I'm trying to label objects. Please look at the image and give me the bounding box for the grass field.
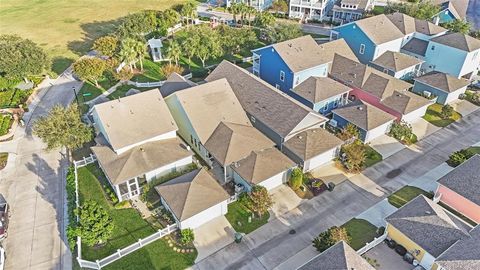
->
[0,0,190,71]
[423,104,462,127]
[341,218,377,250]
[388,186,433,208]
[225,201,269,234]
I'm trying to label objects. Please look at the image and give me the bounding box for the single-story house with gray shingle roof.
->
[435,154,480,224]
[332,101,396,143]
[155,168,229,229]
[413,71,470,104]
[297,241,375,270]
[283,128,344,172]
[370,51,424,79]
[385,195,470,270]
[433,225,480,270]
[232,147,296,192]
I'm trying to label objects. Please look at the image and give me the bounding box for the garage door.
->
[259,171,288,191]
[304,147,337,172]
[444,88,467,104]
[402,104,430,124]
[180,201,228,229]
[365,120,393,143]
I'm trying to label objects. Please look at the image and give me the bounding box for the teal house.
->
[412,72,470,105]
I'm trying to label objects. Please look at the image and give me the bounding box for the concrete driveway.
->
[364,242,415,270]
[310,162,349,185]
[409,162,454,192]
[193,216,235,262]
[356,199,397,227]
[450,99,478,116]
[410,118,440,140]
[369,135,406,159]
[269,185,304,218]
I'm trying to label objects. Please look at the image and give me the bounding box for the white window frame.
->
[251,116,256,123]
[333,99,339,108]
[280,70,285,82]
[323,103,329,111]
[275,84,280,89]
[359,44,365,55]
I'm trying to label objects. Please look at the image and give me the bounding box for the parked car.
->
[385,239,397,248]
[395,245,407,256]
[0,194,9,240]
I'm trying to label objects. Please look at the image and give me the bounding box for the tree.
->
[75,200,114,246]
[267,22,303,43]
[180,229,195,244]
[193,25,223,67]
[246,186,273,218]
[166,40,182,65]
[389,120,413,141]
[341,142,366,172]
[441,104,454,119]
[312,226,351,252]
[33,104,93,156]
[229,3,241,24]
[161,63,184,77]
[337,123,360,141]
[117,11,157,38]
[180,2,197,25]
[289,168,304,190]
[181,33,200,66]
[72,57,106,87]
[0,34,48,79]
[384,2,440,20]
[254,12,276,28]
[92,36,118,57]
[113,67,134,81]
[271,0,288,13]
[441,19,471,34]
[119,38,139,72]
[245,6,257,26]
[132,39,147,71]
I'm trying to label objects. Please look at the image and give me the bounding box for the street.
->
[0,70,81,270]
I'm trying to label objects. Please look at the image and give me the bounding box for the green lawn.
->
[341,218,378,250]
[372,6,385,15]
[423,104,462,127]
[465,90,480,106]
[131,59,165,83]
[77,82,105,102]
[364,145,382,168]
[0,114,13,136]
[467,146,480,154]
[388,186,433,208]
[77,164,196,268]
[225,201,269,234]
[0,89,32,109]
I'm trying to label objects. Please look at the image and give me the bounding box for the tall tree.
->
[33,104,93,156]
[442,19,471,34]
[72,57,106,87]
[267,22,303,43]
[181,2,197,25]
[254,12,276,28]
[181,29,200,66]
[246,186,273,218]
[194,25,223,67]
[230,3,241,24]
[117,11,157,38]
[92,36,118,57]
[119,38,139,71]
[132,39,147,71]
[0,34,48,79]
[270,0,288,13]
[74,200,114,246]
[166,40,182,65]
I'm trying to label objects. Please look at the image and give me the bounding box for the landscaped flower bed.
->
[306,178,327,196]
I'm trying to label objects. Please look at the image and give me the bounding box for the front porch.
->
[289,5,326,21]
[332,9,363,23]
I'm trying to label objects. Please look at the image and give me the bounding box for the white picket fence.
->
[356,233,387,255]
[132,73,193,88]
[227,193,239,204]
[72,155,179,269]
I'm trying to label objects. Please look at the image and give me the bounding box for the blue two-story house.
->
[252,35,358,93]
[290,76,350,115]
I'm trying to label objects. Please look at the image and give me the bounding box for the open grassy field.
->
[0,0,190,72]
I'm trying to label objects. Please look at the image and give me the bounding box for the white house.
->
[155,168,230,229]
[91,89,193,201]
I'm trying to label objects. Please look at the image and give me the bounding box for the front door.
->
[128,178,140,197]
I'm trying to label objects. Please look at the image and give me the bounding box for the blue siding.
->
[334,23,376,64]
[412,81,448,104]
[424,42,468,78]
[332,113,368,141]
[255,46,294,92]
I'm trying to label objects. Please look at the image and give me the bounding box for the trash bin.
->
[327,182,335,192]
[234,232,243,243]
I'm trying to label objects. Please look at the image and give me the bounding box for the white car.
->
[0,246,5,270]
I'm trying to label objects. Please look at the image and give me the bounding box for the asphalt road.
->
[0,69,80,270]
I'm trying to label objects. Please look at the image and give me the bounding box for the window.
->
[251,116,256,123]
[431,45,435,50]
[333,99,339,108]
[280,70,285,82]
[190,135,193,144]
[359,44,365,54]
[323,103,329,111]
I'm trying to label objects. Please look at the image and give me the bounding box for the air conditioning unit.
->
[423,91,432,98]
[330,119,338,127]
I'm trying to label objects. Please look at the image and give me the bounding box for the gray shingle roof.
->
[298,241,375,270]
[435,225,480,270]
[283,128,344,161]
[433,0,469,20]
[332,101,395,131]
[386,12,446,36]
[293,76,350,104]
[380,90,432,115]
[438,154,480,205]
[206,60,328,139]
[402,37,429,57]
[371,51,424,72]
[352,14,405,44]
[160,72,196,98]
[386,195,469,257]
[155,169,229,221]
[415,71,470,93]
[431,32,480,52]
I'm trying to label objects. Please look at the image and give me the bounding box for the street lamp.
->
[72,86,79,105]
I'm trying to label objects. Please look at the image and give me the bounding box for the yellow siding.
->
[386,223,427,261]
[431,263,439,270]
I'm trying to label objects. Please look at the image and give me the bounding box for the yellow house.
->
[385,195,469,270]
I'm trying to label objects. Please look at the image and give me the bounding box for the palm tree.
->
[246,6,256,26]
[237,3,248,25]
[230,3,240,25]
[119,38,138,72]
[133,39,147,71]
[166,40,182,65]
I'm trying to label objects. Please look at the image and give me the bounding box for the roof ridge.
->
[180,170,199,219]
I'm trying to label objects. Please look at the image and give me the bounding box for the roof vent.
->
[140,147,145,152]
[298,135,303,139]
[130,109,134,114]
[425,210,432,215]
[357,106,363,110]
[353,74,357,78]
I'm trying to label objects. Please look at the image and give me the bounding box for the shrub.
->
[180,229,195,244]
[389,120,415,144]
[114,200,131,209]
[341,141,366,172]
[289,168,304,190]
[161,63,185,77]
[312,226,351,252]
[75,200,114,246]
[247,186,273,218]
[337,123,360,141]
[447,148,474,167]
[440,104,454,119]
[113,67,134,81]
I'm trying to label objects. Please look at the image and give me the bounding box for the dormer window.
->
[359,44,365,54]
[280,70,285,82]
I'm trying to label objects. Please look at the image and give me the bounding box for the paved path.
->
[0,69,80,270]
[194,108,480,270]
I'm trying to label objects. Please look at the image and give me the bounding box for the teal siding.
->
[412,81,448,104]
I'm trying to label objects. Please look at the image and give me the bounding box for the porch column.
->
[114,185,123,202]
[135,177,140,196]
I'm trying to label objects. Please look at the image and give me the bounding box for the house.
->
[385,195,470,270]
[164,78,251,167]
[413,72,470,105]
[155,168,230,229]
[226,0,273,11]
[232,147,296,191]
[206,60,328,147]
[288,0,335,22]
[331,0,375,24]
[435,154,480,224]
[204,121,275,182]
[331,101,395,142]
[283,128,344,171]
[159,72,196,98]
[147,38,163,62]
[297,241,375,270]
[386,12,447,43]
[422,33,480,79]
[369,51,424,80]
[90,90,193,201]
[331,14,405,64]
[433,225,480,270]
[432,0,469,24]
[251,36,358,92]
[331,54,432,123]
[291,76,351,115]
